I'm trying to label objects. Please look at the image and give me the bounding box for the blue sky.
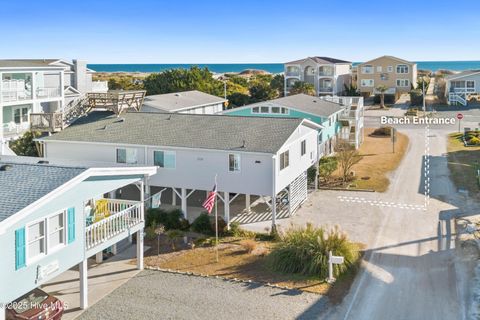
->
[2,0,480,63]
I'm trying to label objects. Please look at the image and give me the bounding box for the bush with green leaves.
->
[191,212,227,236]
[318,157,338,183]
[267,224,359,278]
[9,131,41,156]
[146,208,189,230]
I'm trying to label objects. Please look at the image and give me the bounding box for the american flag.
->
[202,184,217,214]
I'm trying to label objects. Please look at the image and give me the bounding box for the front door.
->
[13,106,30,125]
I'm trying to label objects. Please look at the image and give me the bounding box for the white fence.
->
[85,200,143,251]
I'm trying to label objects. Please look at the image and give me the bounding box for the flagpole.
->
[214,174,219,263]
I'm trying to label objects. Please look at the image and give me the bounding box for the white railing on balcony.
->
[91,81,109,93]
[85,200,143,251]
[1,80,32,103]
[2,122,29,138]
[318,87,333,92]
[36,87,61,99]
[452,87,475,93]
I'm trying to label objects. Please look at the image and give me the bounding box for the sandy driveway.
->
[245,122,475,320]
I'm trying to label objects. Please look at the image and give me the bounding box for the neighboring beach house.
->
[356,56,417,98]
[445,70,480,106]
[222,94,365,154]
[0,59,108,152]
[37,112,320,227]
[0,159,156,318]
[284,57,352,96]
[142,90,227,114]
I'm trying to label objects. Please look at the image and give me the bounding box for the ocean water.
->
[88,61,480,74]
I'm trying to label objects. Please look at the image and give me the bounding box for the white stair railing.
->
[449,92,467,106]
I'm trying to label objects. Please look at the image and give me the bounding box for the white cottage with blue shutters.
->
[0,159,156,319]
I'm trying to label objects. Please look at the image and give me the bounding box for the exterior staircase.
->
[449,92,467,106]
[63,94,90,126]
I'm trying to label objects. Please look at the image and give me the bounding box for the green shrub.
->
[307,165,317,184]
[267,224,359,278]
[318,157,338,182]
[145,225,157,240]
[191,212,227,236]
[409,89,423,106]
[371,127,392,136]
[9,131,41,156]
[146,208,189,230]
[166,229,185,250]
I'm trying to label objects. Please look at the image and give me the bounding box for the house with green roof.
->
[222,94,365,155]
[0,158,155,318]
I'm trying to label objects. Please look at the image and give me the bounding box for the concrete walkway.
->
[41,245,144,320]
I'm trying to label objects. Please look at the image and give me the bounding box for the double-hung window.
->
[301,140,306,156]
[361,65,373,74]
[396,79,410,87]
[27,221,45,261]
[48,212,65,250]
[280,150,289,170]
[116,148,138,164]
[361,79,374,87]
[153,150,176,169]
[396,64,409,74]
[229,154,240,172]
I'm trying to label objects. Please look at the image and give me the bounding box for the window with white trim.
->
[376,66,382,72]
[260,106,269,113]
[280,150,289,170]
[301,140,306,156]
[361,79,374,87]
[48,212,65,250]
[229,154,240,172]
[153,150,176,169]
[116,148,138,164]
[396,79,410,87]
[271,106,280,114]
[396,64,409,74]
[27,221,45,261]
[361,65,373,74]
[252,107,259,113]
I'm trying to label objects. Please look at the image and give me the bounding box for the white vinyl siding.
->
[280,150,289,170]
[228,154,240,172]
[153,150,176,169]
[361,79,374,87]
[116,148,138,164]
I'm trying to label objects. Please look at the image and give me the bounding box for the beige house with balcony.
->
[356,56,417,98]
[284,57,352,96]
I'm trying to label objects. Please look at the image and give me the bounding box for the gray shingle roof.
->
[0,59,60,68]
[246,94,344,118]
[446,69,480,80]
[285,56,351,65]
[143,90,227,112]
[0,161,86,222]
[41,112,305,154]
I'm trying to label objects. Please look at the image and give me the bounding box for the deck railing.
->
[85,200,143,251]
[36,87,61,99]
[30,112,63,132]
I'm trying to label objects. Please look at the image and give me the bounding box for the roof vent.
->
[0,164,12,171]
[37,160,49,164]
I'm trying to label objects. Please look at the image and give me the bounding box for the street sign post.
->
[328,251,345,283]
[391,127,397,153]
[457,113,464,133]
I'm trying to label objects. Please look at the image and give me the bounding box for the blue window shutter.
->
[15,228,26,270]
[67,207,75,244]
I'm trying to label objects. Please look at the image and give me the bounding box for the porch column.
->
[172,188,177,206]
[271,194,277,229]
[95,252,103,264]
[224,192,230,226]
[144,175,151,203]
[79,259,88,310]
[245,194,251,213]
[181,188,187,219]
[111,244,117,255]
[136,230,144,270]
[0,303,5,320]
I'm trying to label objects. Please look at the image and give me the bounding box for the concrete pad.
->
[41,245,148,320]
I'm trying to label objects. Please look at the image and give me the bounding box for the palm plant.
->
[290,81,316,96]
[376,85,388,108]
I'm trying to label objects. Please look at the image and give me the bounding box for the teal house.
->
[222,94,364,156]
[0,158,155,319]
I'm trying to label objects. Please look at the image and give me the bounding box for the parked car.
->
[6,288,64,320]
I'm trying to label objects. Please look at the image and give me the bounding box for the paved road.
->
[78,269,326,320]
[323,125,474,320]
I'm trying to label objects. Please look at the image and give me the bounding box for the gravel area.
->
[78,269,327,320]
